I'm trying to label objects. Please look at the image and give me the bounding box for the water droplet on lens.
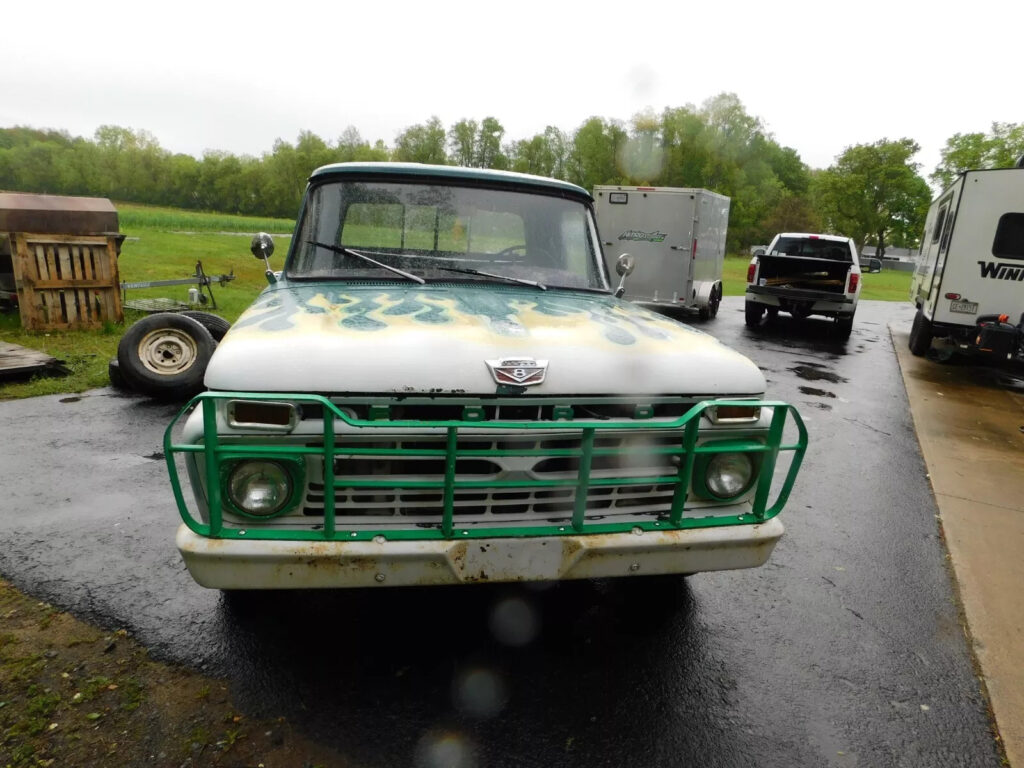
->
[488,596,540,647]
[414,729,477,768]
[452,667,508,718]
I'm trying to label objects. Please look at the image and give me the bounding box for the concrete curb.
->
[891,324,1024,766]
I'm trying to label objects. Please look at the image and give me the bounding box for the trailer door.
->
[594,188,695,306]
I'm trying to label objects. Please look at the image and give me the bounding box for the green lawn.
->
[1,204,290,399]
[1,212,913,400]
[721,254,912,300]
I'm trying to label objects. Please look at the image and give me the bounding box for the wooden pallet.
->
[9,232,123,330]
[0,341,68,381]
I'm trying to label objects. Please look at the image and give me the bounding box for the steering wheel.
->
[494,244,558,267]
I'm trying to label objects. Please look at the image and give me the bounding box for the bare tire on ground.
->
[116,313,215,400]
[744,301,764,328]
[178,310,231,342]
[909,308,933,357]
[107,358,130,391]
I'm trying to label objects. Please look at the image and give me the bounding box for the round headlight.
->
[705,452,755,499]
[227,461,292,517]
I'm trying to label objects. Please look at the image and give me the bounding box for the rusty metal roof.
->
[0,192,119,234]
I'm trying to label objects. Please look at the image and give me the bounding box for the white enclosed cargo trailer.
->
[909,165,1024,363]
[594,185,730,320]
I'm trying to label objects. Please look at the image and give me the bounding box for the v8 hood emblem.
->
[486,357,548,386]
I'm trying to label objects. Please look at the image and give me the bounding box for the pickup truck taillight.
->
[746,263,756,283]
[848,273,859,293]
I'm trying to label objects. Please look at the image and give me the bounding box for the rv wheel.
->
[117,313,215,400]
[909,309,933,357]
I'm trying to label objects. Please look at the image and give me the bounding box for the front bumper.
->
[176,517,785,589]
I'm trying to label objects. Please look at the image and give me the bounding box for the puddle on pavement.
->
[799,386,836,398]
[790,361,848,384]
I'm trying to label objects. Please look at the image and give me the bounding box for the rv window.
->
[992,213,1024,260]
[931,205,947,244]
[938,207,956,254]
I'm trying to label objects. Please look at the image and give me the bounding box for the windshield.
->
[287,180,609,290]
[770,236,852,262]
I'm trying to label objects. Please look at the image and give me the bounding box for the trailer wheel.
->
[117,313,215,400]
[909,309,933,357]
[179,310,231,342]
[744,301,764,328]
[698,285,721,321]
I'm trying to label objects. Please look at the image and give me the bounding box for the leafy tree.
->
[336,126,389,163]
[567,117,628,191]
[393,117,448,165]
[448,119,478,166]
[932,122,1024,189]
[476,117,507,169]
[508,133,556,176]
[815,138,932,255]
[761,194,822,236]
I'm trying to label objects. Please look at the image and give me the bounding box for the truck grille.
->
[299,432,684,524]
[166,393,808,541]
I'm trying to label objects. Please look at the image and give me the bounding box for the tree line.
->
[1,94,1021,256]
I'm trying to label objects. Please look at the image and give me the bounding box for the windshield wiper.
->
[308,241,425,285]
[438,266,546,290]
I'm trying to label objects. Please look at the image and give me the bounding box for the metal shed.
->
[0,192,124,330]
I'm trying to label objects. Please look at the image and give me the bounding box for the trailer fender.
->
[694,280,718,310]
[695,281,722,321]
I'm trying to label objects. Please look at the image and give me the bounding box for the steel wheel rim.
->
[137,328,198,376]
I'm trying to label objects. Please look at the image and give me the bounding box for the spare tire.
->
[179,310,231,342]
[117,313,215,400]
[107,358,131,391]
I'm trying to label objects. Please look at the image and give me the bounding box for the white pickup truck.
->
[745,232,861,338]
[163,163,806,592]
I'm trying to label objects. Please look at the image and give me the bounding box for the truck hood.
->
[205,283,765,396]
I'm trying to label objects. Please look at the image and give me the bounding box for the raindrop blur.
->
[452,666,508,718]
[617,136,665,182]
[414,729,477,768]
[488,595,540,647]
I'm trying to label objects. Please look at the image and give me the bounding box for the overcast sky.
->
[1,0,1019,184]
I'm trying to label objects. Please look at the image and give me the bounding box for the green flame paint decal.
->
[232,283,684,346]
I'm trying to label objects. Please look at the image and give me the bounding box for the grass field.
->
[721,254,913,301]
[0,207,914,400]
[0,205,293,399]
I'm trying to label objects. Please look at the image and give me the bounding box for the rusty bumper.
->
[175,518,784,590]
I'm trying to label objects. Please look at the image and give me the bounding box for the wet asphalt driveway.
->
[0,298,1004,767]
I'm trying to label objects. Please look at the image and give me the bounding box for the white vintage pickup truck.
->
[164,163,806,591]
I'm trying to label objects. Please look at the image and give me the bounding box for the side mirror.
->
[251,232,275,259]
[251,232,277,284]
[614,253,635,298]
[753,248,766,257]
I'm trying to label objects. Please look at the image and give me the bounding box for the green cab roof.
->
[309,162,591,200]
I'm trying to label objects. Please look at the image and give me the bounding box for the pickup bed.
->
[745,232,861,338]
